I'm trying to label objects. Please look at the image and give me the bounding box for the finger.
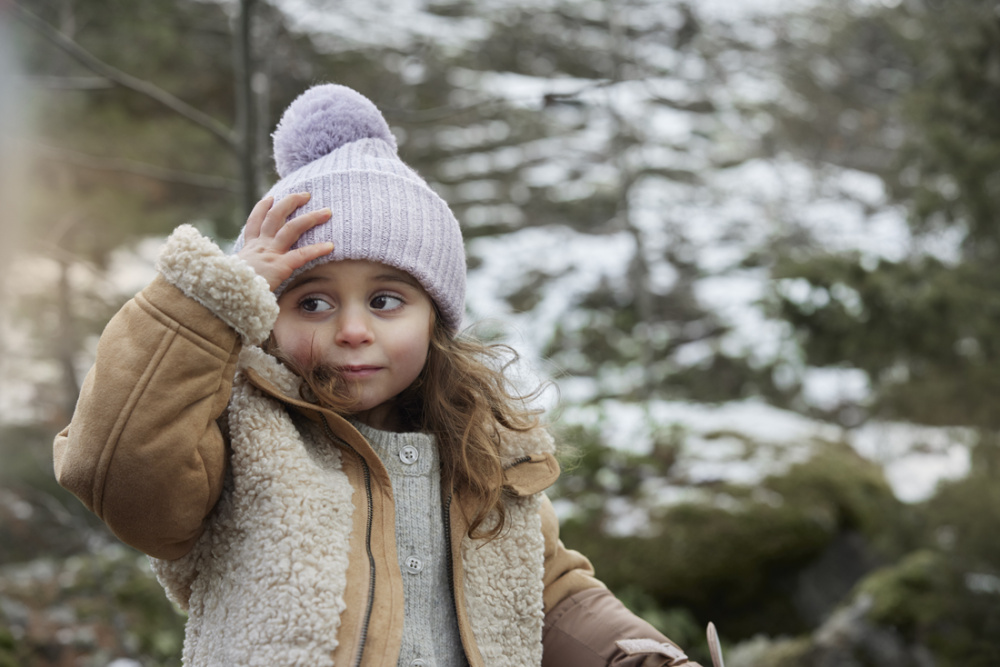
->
[287,242,335,271]
[274,207,332,250]
[260,192,311,238]
[242,196,275,240]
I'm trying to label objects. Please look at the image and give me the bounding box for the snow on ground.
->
[557,398,971,507]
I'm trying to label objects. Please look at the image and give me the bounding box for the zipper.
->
[442,491,468,662]
[322,416,376,667]
[504,455,532,469]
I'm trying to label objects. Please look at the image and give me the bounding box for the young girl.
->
[53,84,717,667]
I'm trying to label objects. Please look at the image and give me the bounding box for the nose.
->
[334,304,374,347]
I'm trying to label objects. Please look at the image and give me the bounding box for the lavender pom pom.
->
[272,84,397,177]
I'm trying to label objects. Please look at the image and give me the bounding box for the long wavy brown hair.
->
[266,319,544,540]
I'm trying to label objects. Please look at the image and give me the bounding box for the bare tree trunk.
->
[254,69,271,194]
[54,1,80,422]
[234,0,258,217]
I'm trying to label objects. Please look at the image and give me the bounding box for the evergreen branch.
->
[28,142,241,192]
[12,2,238,150]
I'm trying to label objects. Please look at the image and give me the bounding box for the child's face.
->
[273,259,435,430]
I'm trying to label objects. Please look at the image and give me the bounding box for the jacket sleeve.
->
[540,495,703,667]
[52,225,279,560]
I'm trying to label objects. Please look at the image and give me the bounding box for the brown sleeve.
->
[53,275,241,560]
[540,494,607,612]
[539,494,701,666]
[542,588,702,667]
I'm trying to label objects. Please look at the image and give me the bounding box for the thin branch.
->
[17,75,113,90]
[29,142,241,192]
[12,2,238,150]
[381,97,506,124]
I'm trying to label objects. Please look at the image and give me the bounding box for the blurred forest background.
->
[2,0,1000,665]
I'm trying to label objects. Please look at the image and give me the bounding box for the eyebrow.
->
[284,274,324,292]
[374,272,422,289]
[284,270,422,292]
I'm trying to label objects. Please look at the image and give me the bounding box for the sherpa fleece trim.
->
[237,344,304,399]
[499,427,556,465]
[150,371,354,666]
[156,224,278,345]
[459,428,554,666]
[462,494,546,667]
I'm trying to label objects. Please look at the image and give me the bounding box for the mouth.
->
[339,365,382,379]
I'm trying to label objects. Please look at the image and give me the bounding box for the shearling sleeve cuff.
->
[155,224,278,345]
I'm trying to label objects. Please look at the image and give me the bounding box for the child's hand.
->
[237,193,334,292]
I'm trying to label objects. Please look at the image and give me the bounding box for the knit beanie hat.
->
[232,83,466,331]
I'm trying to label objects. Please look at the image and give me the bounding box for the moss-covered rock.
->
[726,634,812,667]
[851,549,1000,666]
[859,549,950,631]
[557,439,909,641]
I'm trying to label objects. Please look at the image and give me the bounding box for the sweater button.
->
[410,660,428,667]
[399,445,419,465]
[404,555,424,574]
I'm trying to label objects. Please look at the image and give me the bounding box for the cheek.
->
[397,336,431,377]
[414,343,431,373]
[272,321,316,368]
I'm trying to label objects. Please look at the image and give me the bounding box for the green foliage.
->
[924,432,1000,569]
[0,424,62,492]
[765,1,1000,432]
[67,549,186,661]
[889,2,1000,255]
[615,587,702,650]
[668,353,787,406]
[771,251,1000,427]
[859,549,950,631]
[555,423,907,640]
[0,626,22,667]
[0,547,185,666]
[766,444,905,544]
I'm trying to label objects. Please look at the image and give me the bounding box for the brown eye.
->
[300,297,332,312]
[371,294,403,311]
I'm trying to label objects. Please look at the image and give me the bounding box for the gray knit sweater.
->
[354,421,469,667]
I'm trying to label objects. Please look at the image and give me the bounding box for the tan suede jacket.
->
[53,226,701,667]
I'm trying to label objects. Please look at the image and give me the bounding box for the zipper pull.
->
[707,622,725,667]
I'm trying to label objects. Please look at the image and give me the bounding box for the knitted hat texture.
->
[232,83,466,331]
